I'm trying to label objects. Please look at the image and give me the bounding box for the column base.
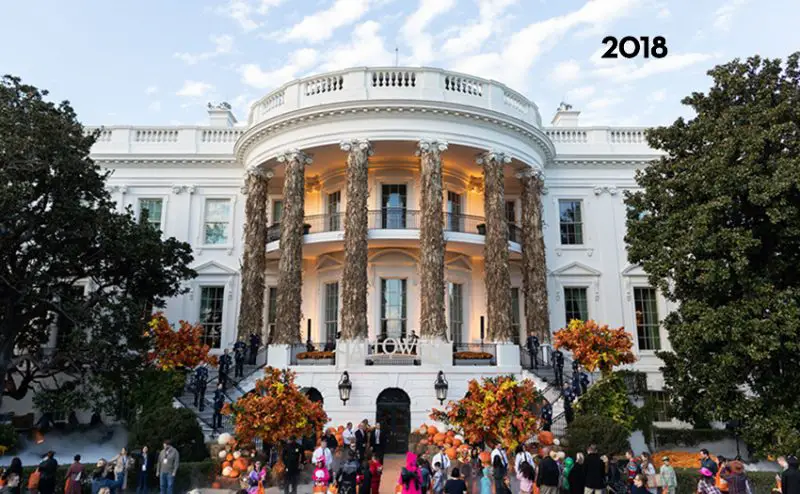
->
[267,344,290,368]
[496,343,521,368]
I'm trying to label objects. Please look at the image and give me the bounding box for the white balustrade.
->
[545,129,588,144]
[609,129,647,144]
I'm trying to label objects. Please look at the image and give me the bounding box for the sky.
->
[1,0,798,128]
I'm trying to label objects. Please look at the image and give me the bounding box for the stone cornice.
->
[94,157,239,167]
[234,100,555,167]
[551,157,658,168]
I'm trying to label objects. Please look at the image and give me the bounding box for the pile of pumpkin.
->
[415,424,472,461]
[652,451,715,469]
[215,433,252,480]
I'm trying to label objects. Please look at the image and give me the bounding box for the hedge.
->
[17,460,216,493]
[675,468,776,494]
[654,427,734,447]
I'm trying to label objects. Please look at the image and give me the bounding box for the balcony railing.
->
[289,341,337,366]
[452,342,497,366]
[265,211,522,245]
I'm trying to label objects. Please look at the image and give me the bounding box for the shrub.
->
[129,407,207,462]
[565,414,630,456]
[653,427,733,447]
[676,469,775,494]
[0,423,18,452]
[574,372,638,431]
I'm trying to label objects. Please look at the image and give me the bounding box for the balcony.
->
[266,210,521,247]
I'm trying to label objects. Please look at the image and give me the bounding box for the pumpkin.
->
[452,439,462,448]
[222,466,233,477]
[228,468,240,478]
[222,461,232,470]
[396,484,403,494]
[233,451,242,460]
[218,450,228,460]
[427,426,438,436]
[479,451,491,465]
[212,482,222,489]
[217,433,233,445]
[433,433,446,445]
[446,430,455,438]
[445,448,457,460]
[538,431,554,446]
[225,453,233,461]
[233,458,249,472]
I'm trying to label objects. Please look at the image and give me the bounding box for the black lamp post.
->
[434,371,449,405]
[338,371,352,405]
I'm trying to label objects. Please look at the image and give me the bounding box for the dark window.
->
[634,287,660,350]
[559,199,584,245]
[381,184,407,228]
[511,287,521,344]
[324,282,339,343]
[267,286,278,343]
[506,201,517,224]
[563,287,589,323]
[448,282,463,344]
[138,198,164,231]
[446,191,462,232]
[327,192,341,231]
[649,391,672,421]
[272,200,283,224]
[199,286,224,348]
[380,278,407,340]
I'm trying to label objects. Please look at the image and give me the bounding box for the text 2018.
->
[601,36,668,59]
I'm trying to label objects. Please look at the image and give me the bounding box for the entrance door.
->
[376,388,411,454]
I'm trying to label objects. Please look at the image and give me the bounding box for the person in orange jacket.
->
[715,456,729,493]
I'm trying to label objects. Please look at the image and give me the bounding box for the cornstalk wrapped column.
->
[477,150,513,342]
[273,149,311,344]
[417,139,448,339]
[520,168,550,341]
[237,168,273,340]
[339,139,372,340]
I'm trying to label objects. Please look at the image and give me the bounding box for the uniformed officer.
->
[219,348,232,390]
[212,383,225,431]
[193,362,209,411]
[248,331,261,366]
[233,336,247,378]
[562,383,576,425]
[552,348,565,386]
[540,400,553,432]
[579,370,590,395]
[526,334,540,369]
[572,365,582,397]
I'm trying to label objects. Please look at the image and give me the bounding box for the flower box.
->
[295,351,335,365]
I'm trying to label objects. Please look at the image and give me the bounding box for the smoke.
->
[12,426,128,466]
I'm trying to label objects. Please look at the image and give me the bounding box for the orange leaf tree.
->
[146,312,218,370]
[553,319,636,376]
[223,367,329,445]
[429,375,542,450]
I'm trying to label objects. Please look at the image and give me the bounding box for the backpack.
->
[401,468,419,490]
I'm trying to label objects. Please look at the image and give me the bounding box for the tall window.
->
[381,184,407,229]
[272,200,283,225]
[448,282,464,344]
[446,191,463,232]
[199,286,224,348]
[559,200,584,245]
[563,287,589,322]
[203,199,232,245]
[649,391,672,422]
[380,278,407,340]
[511,287,521,344]
[634,287,661,350]
[267,287,278,343]
[324,282,339,343]
[56,285,85,348]
[327,191,341,231]
[138,198,164,231]
[505,201,517,224]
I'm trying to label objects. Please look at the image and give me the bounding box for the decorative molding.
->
[416,139,449,154]
[553,159,656,168]
[515,168,544,181]
[171,184,184,194]
[170,184,197,195]
[339,139,373,154]
[186,185,197,195]
[554,247,595,257]
[475,150,512,165]
[593,185,619,196]
[467,175,484,193]
[305,175,322,192]
[95,158,239,167]
[108,185,128,194]
[276,149,313,165]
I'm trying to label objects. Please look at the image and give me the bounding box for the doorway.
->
[375,388,411,454]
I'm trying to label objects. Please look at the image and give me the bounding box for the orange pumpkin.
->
[233,458,249,472]
[228,468,240,478]
[539,431,554,445]
[427,426,439,436]
[226,453,234,462]
[212,482,222,489]
[433,433,446,445]
[452,439,462,448]
[479,451,491,465]
[445,448,457,460]
[222,461,232,470]
[458,444,470,452]
[446,430,455,438]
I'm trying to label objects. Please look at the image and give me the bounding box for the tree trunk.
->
[274,151,310,345]
[418,140,448,339]
[520,170,550,341]
[340,140,371,340]
[479,151,513,342]
[237,169,271,340]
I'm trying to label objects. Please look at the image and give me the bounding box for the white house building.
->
[73,67,671,448]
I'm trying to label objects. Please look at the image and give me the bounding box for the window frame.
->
[633,286,661,351]
[563,286,590,323]
[510,286,522,345]
[379,277,408,341]
[558,199,584,245]
[323,281,340,343]
[136,196,168,232]
[198,285,226,349]
[200,196,236,248]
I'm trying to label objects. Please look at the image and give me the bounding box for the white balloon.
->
[217,433,233,445]
[218,450,228,460]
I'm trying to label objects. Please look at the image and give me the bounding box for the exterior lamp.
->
[434,371,449,405]
[338,371,352,405]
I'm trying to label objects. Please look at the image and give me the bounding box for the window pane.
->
[139,198,163,231]
[649,391,672,421]
[563,287,589,322]
[634,287,661,350]
[381,185,407,229]
[380,278,407,340]
[511,287,521,344]
[559,200,584,245]
[324,282,339,342]
[204,199,231,245]
[506,201,516,224]
[447,192,462,232]
[328,192,341,231]
[267,287,278,343]
[448,283,463,344]
[199,286,225,348]
[272,200,283,224]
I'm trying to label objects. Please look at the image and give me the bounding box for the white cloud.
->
[552,60,582,82]
[145,85,158,95]
[565,85,596,101]
[174,35,234,65]
[441,0,517,57]
[219,0,260,31]
[400,0,456,64]
[282,0,372,43]
[713,0,748,32]
[176,81,214,97]
[594,53,715,82]
[649,89,667,102]
[320,21,394,71]
[657,7,670,18]
[148,101,162,112]
[240,48,319,89]
[586,96,623,110]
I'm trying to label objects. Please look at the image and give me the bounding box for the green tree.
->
[0,75,195,413]
[624,53,800,457]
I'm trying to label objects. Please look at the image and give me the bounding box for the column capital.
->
[276,149,313,165]
[248,167,275,180]
[515,167,544,181]
[475,150,512,165]
[416,139,448,155]
[339,139,373,154]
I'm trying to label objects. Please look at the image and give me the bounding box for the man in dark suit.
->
[552,348,565,386]
[354,423,366,461]
[136,446,154,494]
[369,422,384,463]
[219,349,232,390]
[526,334,540,369]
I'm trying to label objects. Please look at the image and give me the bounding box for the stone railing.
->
[249,67,544,127]
[86,126,244,156]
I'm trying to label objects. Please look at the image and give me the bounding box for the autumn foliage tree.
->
[430,375,542,450]
[223,367,328,446]
[554,319,636,376]
[146,313,218,370]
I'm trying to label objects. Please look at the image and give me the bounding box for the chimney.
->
[551,102,580,127]
[207,102,237,127]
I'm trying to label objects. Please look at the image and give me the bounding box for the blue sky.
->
[1,0,797,127]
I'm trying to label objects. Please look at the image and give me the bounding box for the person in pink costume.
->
[313,458,332,489]
[398,452,423,494]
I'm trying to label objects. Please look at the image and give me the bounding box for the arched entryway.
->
[301,387,324,404]
[376,388,411,454]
